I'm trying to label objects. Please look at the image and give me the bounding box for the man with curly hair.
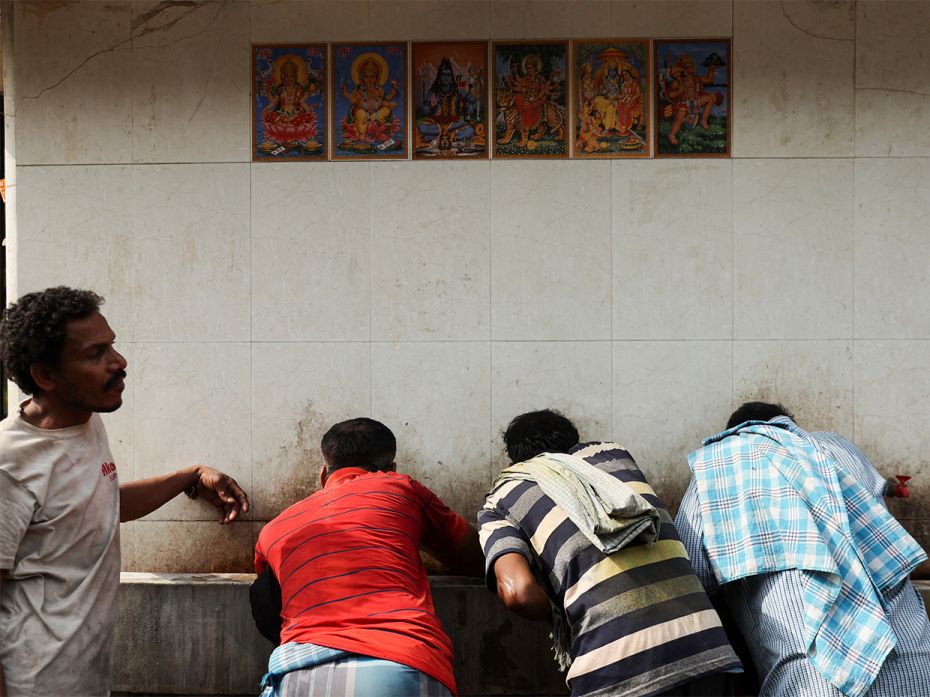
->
[0,286,250,697]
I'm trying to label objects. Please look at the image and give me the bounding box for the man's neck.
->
[20,397,92,430]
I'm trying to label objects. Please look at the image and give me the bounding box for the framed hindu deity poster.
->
[572,40,650,158]
[654,39,730,157]
[253,44,328,161]
[412,41,489,159]
[331,42,408,160]
[492,41,569,158]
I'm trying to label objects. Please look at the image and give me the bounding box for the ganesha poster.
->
[654,39,730,157]
[572,40,650,158]
[253,44,328,161]
[331,42,408,160]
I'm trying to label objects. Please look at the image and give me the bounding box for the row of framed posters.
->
[253,39,730,161]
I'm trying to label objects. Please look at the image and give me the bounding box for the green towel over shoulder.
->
[494,451,660,553]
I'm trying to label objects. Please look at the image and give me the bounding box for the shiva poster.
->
[654,39,730,157]
[253,44,327,161]
[572,40,650,158]
[412,42,488,159]
[492,41,568,159]
[332,42,408,160]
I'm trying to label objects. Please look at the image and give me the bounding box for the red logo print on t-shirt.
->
[100,462,118,482]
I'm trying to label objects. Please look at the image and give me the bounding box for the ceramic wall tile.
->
[15,165,135,341]
[14,1,132,164]
[491,341,612,472]
[854,341,930,482]
[133,342,251,521]
[856,2,930,157]
[733,339,854,436]
[611,0,732,37]
[371,162,490,341]
[613,160,732,340]
[250,342,371,520]
[369,2,490,41]
[733,159,853,339]
[855,159,930,339]
[491,1,612,39]
[132,164,250,342]
[733,0,854,157]
[250,1,372,42]
[251,163,372,341]
[612,340,732,512]
[120,520,252,572]
[131,1,250,163]
[491,161,612,340]
[371,342,491,517]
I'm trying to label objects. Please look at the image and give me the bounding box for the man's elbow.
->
[496,579,550,621]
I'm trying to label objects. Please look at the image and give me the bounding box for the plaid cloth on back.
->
[689,420,927,697]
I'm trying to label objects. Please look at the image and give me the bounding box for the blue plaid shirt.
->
[675,418,929,697]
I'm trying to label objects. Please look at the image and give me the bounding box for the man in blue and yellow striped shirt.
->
[478,409,741,697]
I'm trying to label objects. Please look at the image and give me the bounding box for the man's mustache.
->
[105,370,127,390]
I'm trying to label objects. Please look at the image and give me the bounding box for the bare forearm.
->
[119,466,198,522]
[493,553,551,621]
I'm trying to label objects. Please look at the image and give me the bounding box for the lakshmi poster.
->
[572,40,650,158]
[253,44,327,161]
[492,41,568,158]
[654,39,730,157]
[412,41,488,159]
[332,42,408,160]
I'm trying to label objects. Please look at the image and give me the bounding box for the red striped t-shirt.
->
[254,467,468,694]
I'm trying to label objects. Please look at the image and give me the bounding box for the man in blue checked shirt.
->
[675,401,930,697]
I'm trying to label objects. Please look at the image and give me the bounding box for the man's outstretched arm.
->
[119,465,249,523]
[429,524,485,577]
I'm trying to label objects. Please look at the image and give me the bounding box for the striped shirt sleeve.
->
[477,500,532,592]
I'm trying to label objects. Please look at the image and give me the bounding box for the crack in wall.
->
[19,0,226,104]
[856,86,930,99]
[781,0,854,43]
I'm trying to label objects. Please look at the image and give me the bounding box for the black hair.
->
[0,287,103,394]
[726,401,794,430]
[320,418,397,472]
[502,409,579,464]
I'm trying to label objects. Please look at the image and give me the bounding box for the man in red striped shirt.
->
[254,418,483,697]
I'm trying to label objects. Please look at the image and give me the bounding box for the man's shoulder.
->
[0,414,57,485]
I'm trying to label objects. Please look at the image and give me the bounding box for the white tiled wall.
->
[7,0,930,571]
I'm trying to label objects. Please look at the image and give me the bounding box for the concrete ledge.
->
[112,573,566,696]
[112,575,930,696]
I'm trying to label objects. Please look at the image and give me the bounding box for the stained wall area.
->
[4,0,930,572]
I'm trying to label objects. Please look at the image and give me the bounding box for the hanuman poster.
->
[654,39,730,157]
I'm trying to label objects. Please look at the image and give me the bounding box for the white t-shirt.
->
[0,406,120,697]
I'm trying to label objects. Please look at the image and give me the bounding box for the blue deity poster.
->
[253,44,328,161]
[331,42,408,160]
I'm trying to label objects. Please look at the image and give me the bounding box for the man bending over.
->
[253,417,483,697]
[675,401,930,697]
[478,409,741,697]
